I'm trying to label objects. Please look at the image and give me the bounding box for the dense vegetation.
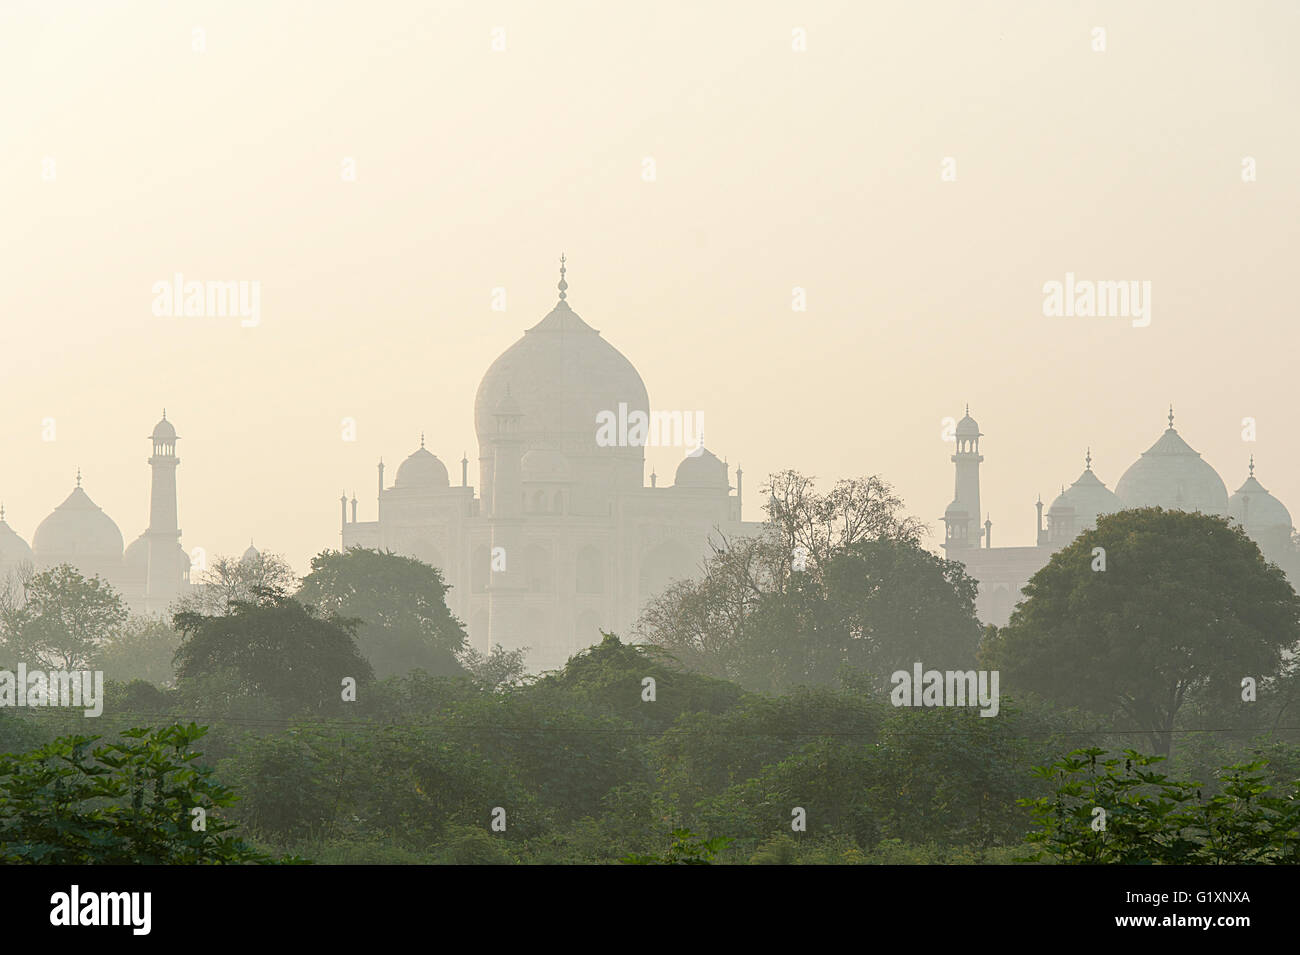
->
[1,474,1299,864]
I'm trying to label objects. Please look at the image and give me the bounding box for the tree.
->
[459,643,529,691]
[0,564,127,670]
[92,614,182,686]
[0,561,34,617]
[636,471,973,692]
[1020,748,1300,865]
[991,508,1300,757]
[620,829,733,865]
[297,547,467,678]
[173,591,374,713]
[176,550,297,616]
[738,537,981,691]
[0,723,278,864]
[764,469,925,570]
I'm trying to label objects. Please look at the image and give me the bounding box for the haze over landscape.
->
[2,0,1297,574]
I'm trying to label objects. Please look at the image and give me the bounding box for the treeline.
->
[2,471,1300,863]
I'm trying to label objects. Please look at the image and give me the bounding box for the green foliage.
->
[174,591,374,714]
[637,471,980,693]
[652,686,883,820]
[176,551,298,617]
[864,700,1077,848]
[459,643,529,691]
[297,547,467,679]
[994,508,1300,756]
[435,825,515,865]
[620,828,733,865]
[0,712,44,756]
[0,723,273,863]
[532,632,744,730]
[216,732,335,842]
[1,564,127,670]
[92,614,181,686]
[1021,747,1300,864]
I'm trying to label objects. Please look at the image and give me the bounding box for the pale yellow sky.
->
[2,0,1297,575]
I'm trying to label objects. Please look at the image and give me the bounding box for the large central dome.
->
[1114,411,1228,515]
[474,269,649,455]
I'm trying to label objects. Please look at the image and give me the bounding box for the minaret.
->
[946,405,983,548]
[144,411,183,609]
[1035,494,1046,546]
[486,386,527,656]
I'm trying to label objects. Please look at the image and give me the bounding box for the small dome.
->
[956,411,980,437]
[944,498,969,518]
[151,414,176,443]
[1047,488,1075,515]
[1229,465,1293,532]
[394,446,450,489]
[124,536,191,576]
[494,388,523,417]
[521,448,572,483]
[124,535,149,568]
[33,485,124,560]
[1063,458,1123,531]
[240,542,261,565]
[674,447,728,489]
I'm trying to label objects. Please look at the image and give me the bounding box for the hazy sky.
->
[2,0,1297,575]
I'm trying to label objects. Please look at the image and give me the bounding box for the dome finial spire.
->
[420,432,425,449]
[965,402,969,416]
[1249,454,1255,478]
[1085,447,1092,470]
[1168,404,1175,429]
[557,253,568,302]
[76,467,81,488]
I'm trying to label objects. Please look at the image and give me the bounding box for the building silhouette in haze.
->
[338,260,761,672]
[943,406,1296,625]
[0,413,192,615]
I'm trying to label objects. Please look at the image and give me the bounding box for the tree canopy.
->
[0,564,127,670]
[296,547,468,678]
[636,471,978,692]
[173,591,373,713]
[987,508,1300,756]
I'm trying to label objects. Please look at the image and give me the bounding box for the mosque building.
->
[943,406,1297,626]
[338,259,762,672]
[0,413,192,615]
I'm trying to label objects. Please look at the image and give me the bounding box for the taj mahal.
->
[337,260,761,671]
[2,263,1294,667]
[942,406,1298,626]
